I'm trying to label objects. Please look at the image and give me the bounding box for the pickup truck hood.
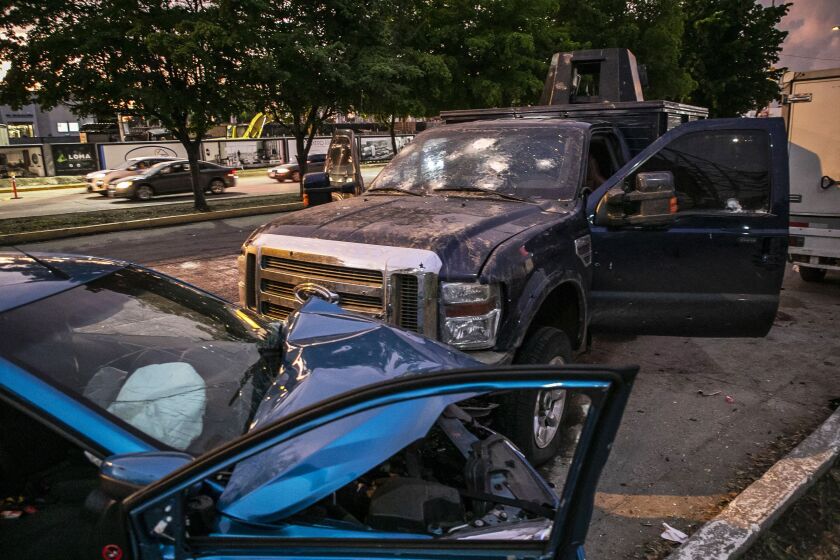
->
[258,195,562,277]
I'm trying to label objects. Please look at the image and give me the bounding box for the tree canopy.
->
[1,0,792,193]
[681,0,789,117]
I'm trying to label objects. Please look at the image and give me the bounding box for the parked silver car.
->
[85,157,179,195]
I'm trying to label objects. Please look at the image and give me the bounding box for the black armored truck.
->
[239,49,789,463]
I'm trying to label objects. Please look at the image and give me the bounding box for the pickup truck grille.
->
[393,274,420,332]
[262,255,382,286]
[242,242,439,339]
[258,251,385,321]
[261,278,383,315]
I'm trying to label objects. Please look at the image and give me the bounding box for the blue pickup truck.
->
[240,49,789,464]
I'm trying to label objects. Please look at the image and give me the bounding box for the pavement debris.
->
[661,522,688,544]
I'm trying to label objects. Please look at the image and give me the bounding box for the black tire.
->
[209,179,225,194]
[134,185,154,201]
[799,266,826,282]
[497,326,573,466]
[291,171,301,182]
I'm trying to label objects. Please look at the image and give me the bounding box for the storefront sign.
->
[51,144,99,174]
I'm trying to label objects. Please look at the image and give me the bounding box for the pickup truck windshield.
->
[369,125,584,201]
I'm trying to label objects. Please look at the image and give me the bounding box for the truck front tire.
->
[500,326,574,466]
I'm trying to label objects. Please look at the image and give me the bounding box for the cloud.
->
[760,0,840,71]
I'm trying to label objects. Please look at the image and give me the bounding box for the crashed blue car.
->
[0,252,636,560]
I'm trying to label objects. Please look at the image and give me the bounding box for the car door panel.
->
[586,118,788,337]
[157,163,189,194]
[100,366,636,560]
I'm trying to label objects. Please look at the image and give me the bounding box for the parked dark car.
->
[268,153,327,182]
[108,159,237,200]
[85,156,180,195]
[0,252,635,560]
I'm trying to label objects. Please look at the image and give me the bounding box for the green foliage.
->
[420,0,576,109]
[246,0,386,171]
[556,0,695,100]
[0,0,256,210]
[681,0,790,117]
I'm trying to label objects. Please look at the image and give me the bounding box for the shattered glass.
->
[369,121,585,202]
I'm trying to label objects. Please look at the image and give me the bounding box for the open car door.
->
[586,118,789,337]
[302,130,363,207]
[87,301,636,560]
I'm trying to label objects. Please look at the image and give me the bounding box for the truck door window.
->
[632,130,771,213]
[585,136,619,193]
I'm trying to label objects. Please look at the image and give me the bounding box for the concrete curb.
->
[667,405,840,559]
[0,183,86,194]
[0,202,302,245]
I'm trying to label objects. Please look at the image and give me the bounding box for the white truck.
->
[783,67,840,281]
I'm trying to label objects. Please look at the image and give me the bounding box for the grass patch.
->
[0,175,85,188]
[743,462,840,559]
[0,193,299,235]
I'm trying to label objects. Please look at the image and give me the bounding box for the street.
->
[0,175,297,219]
[11,215,839,559]
[0,166,384,219]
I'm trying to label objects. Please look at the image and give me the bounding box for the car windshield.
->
[368,124,584,201]
[0,267,279,455]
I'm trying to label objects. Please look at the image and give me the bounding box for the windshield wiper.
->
[432,185,528,203]
[366,187,424,196]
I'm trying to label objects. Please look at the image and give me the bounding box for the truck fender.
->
[503,270,588,353]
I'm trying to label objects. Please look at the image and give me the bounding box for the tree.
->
[681,0,789,116]
[412,0,576,110]
[356,0,451,154]
[248,0,385,180]
[0,0,253,211]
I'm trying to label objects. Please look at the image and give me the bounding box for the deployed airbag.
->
[107,362,207,450]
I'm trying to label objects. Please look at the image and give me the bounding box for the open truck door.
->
[586,117,789,337]
[302,129,363,207]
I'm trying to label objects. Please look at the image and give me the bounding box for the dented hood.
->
[257,195,563,276]
[218,298,481,523]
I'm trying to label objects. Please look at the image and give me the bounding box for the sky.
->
[760,0,840,71]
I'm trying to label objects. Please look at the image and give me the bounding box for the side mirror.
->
[99,451,193,500]
[595,171,677,227]
[301,171,330,207]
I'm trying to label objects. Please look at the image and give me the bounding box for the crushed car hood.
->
[256,195,563,276]
[218,297,482,523]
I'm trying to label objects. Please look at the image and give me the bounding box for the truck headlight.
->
[440,282,501,350]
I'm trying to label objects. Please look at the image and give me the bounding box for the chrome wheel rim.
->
[533,355,567,449]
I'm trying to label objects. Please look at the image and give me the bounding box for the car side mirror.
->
[301,172,330,207]
[595,171,677,227]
